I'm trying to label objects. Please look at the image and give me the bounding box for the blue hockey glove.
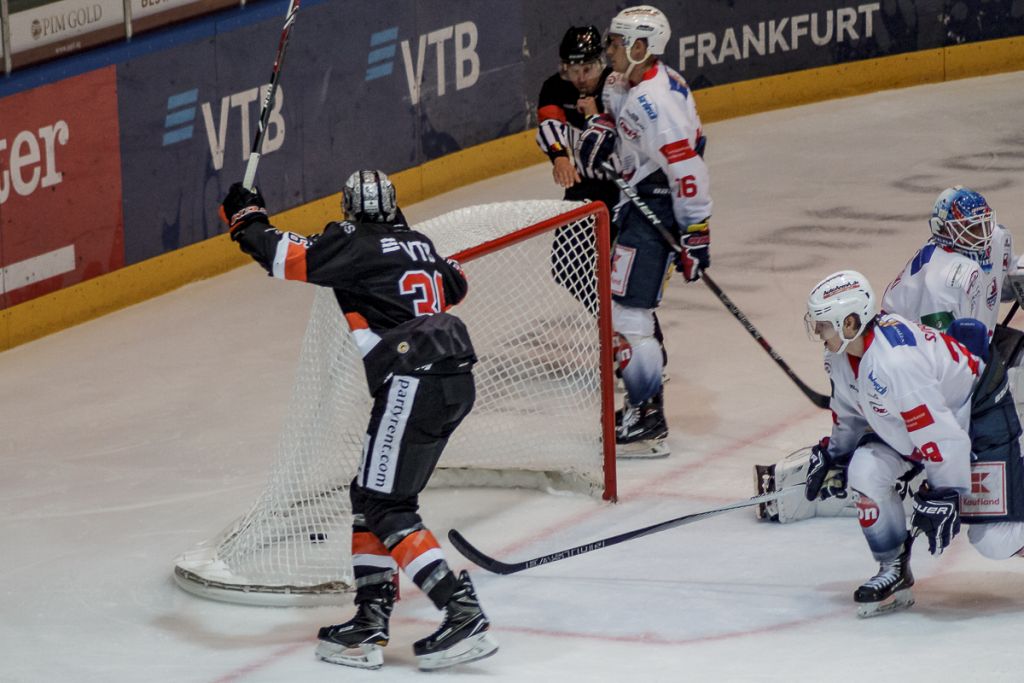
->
[220,182,268,237]
[575,113,617,177]
[804,437,849,501]
[911,484,961,556]
[676,221,710,283]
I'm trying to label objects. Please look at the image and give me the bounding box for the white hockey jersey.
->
[882,225,1016,334]
[825,313,981,495]
[601,62,712,227]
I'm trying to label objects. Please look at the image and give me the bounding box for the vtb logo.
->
[364,22,480,105]
[972,471,991,494]
[161,85,286,171]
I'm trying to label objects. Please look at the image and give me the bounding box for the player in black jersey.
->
[220,170,497,672]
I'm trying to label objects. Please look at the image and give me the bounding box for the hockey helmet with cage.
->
[607,6,671,60]
[805,270,876,354]
[559,25,603,64]
[929,185,995,258]
[343,169,397,222]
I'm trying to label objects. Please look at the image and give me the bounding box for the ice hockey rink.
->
[4,69,1024,682]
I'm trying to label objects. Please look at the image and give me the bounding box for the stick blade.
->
[447,529,520,575]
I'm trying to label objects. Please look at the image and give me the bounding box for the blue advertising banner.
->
[116,0,527,263]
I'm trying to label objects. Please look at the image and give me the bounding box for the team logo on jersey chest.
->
[987,279,998,309]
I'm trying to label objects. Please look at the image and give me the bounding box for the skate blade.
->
[416,632,499,671]
[315,641,384,669]
[616,438,670,459]
[856,589,915,618]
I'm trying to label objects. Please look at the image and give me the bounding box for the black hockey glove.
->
[576,113,617,177]
[895,461,925,500]
[913,485,958,557]
[804,437,849,501]
[676,221,710,283]
[220,182,268,237]
[911,484,960,556]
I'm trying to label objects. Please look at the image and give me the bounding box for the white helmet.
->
[342,169,397,222]
[805,270,876,354]
[608,5,671,62]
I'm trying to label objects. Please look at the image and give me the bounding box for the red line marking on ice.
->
[488,406,820,560]
[398,608,839,647]
[206,406,822,681]
[210,642,307,683]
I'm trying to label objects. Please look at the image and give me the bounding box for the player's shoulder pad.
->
[942,257,981,293]
[874,315,920,349]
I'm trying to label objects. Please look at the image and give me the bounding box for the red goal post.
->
[173,199,615,606]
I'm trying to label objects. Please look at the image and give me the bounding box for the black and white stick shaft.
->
[601,162,830,410]
[449,486,802,575]
[243,0,301,190]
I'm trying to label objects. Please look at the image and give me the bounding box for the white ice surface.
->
[3,71,1024,682]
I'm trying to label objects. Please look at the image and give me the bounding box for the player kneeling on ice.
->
[756,186,1024,522]
[219,170,497,671]
[800,270,1024,617]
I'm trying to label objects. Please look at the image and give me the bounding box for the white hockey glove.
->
[911,484,961,556]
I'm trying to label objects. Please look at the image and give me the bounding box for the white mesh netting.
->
[174,200,613,605]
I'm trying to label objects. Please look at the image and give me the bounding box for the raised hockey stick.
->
[449,486,802,575]
[600,162,831,410]
[242,0,301,190]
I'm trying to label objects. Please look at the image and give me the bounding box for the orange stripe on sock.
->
[351,531,389,556]
[390,530,440,569]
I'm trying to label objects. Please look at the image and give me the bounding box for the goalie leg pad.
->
[756,447,857,523]
[967,521,1024,560]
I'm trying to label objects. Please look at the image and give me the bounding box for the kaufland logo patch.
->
[962,462,1007,517]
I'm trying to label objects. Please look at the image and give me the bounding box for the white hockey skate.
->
[854,536,915,618]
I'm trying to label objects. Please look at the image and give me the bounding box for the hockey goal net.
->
[174,200,615,605]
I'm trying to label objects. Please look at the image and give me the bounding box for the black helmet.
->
[559,25,602,64]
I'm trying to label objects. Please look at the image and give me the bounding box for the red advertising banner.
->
[0,66,124,309]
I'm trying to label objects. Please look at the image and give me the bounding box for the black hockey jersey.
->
[536,67,619,210]
[536,66,614,160]
[233,212,475,392]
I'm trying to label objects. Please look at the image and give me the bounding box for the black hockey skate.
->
[854,535,915,618]
[413,570,498,671]
[316,583,396,669]
[616,393,669,459]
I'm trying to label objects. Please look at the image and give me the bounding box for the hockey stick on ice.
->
[449,485,802,575]
[242,0,301,190]
[600,162,831,410]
